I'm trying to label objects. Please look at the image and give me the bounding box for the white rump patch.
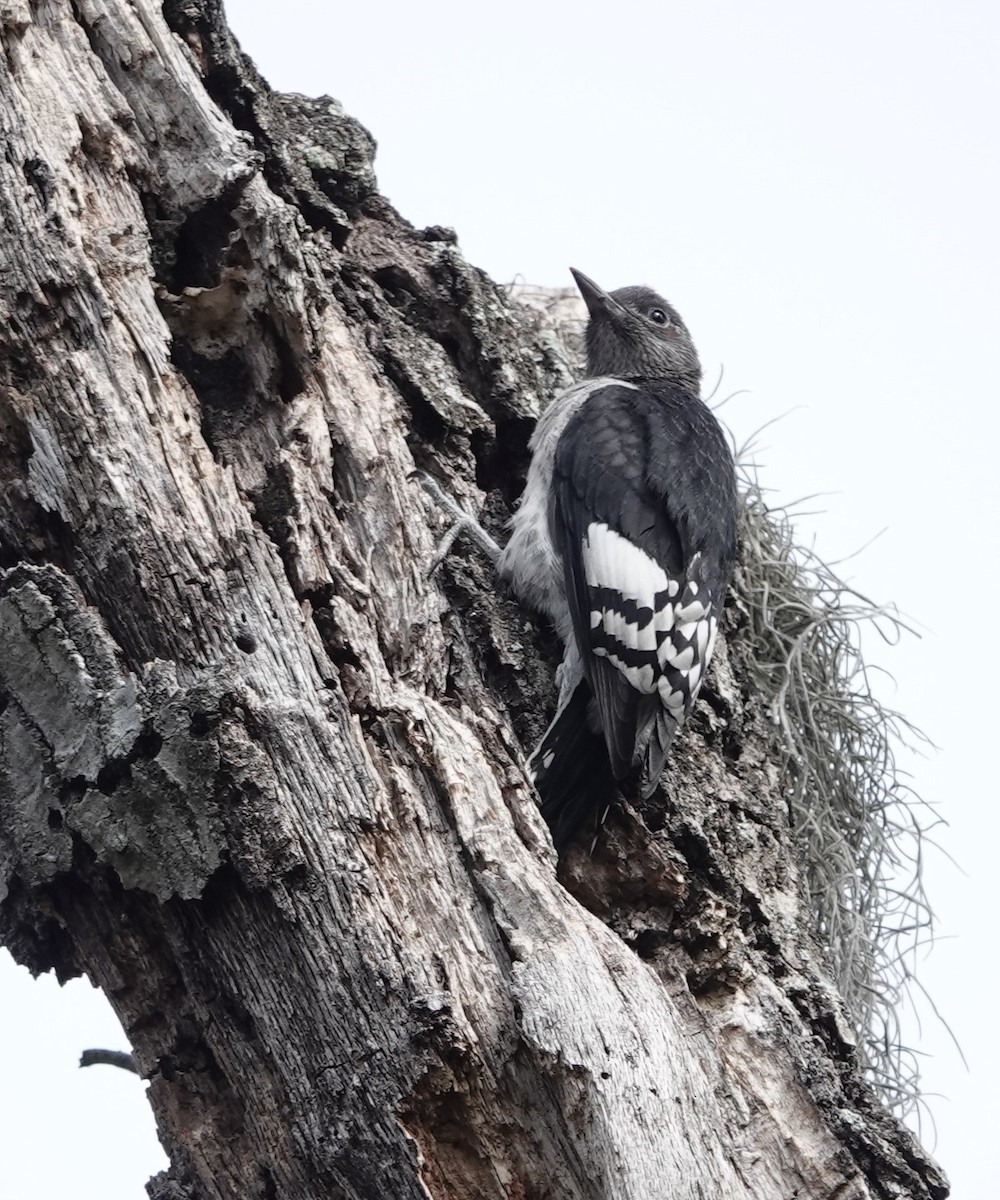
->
[582,523,670,604]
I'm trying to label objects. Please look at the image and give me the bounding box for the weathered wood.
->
[0,2,947,1197]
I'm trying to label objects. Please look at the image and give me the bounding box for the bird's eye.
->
[649,308,670,326]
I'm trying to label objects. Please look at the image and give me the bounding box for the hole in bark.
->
[0,498,75,572]
[328,643,363,670]
[698,685,729,724]
[93,728,163,794]
[282,862,311,892]
[394,375,448,441]
[171,340,252,416]
[234,632,258,654]
[684,966,729,998]
[158,1017,221,1080]
[170,321,304,464]
[631,928,670,960]
[170,339,260,462]
[372,265,418,308]
[172,199,239,291]
[140,191,179,285]
[720,729,743,762]
[672,829,714,873]
[252,462,298,557]
[436,333,467,373]
[96,759,131,795]
[472,416,534,502]
[47,808,64,829]
[22,156,53,210]
[636,797,669,835]
[189,709,216,737]
[58,776,87,804]
[264,315,305,402]
[134,729,164,760]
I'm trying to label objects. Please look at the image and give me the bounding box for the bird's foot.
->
[411,470,502,571]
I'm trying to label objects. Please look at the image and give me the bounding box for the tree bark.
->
[0,2,948,1198]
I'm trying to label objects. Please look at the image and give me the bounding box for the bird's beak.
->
[570,268,627,322]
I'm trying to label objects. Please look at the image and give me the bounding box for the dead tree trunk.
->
[0,2,947,1198]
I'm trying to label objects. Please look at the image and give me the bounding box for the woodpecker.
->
[498,269,738,847]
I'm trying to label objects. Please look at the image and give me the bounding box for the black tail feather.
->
[638,706,679,798]
[529,681,617,850]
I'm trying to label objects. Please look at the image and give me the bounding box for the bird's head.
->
[571,268,701,392]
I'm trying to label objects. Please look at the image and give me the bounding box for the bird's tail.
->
[636,705,679,798]
[529,680,617,850]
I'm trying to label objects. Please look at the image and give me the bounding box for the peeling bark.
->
[0,2,947,1198]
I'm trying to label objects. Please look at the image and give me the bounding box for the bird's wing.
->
[550,384,721,791]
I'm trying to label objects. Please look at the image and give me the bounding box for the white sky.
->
[2,1,996,1195]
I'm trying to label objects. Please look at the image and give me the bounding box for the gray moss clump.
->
[732,450,939,1115]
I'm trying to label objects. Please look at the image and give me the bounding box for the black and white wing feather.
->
[550,384,736,796]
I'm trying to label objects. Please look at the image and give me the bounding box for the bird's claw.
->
[410,470,502,571]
